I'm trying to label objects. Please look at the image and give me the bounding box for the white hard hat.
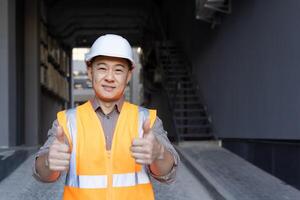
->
[85,34,134,68]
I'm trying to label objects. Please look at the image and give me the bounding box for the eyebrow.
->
[94,62,107,66]
[93,61,127,68]
[114,64,126,68]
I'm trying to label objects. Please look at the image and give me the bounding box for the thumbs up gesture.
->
[131,119,164,165]
[47,126,71,171]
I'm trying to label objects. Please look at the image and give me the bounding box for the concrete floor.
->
[0,154,214,200]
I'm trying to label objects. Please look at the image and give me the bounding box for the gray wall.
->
[40,93,64,144]
[161,0,300,140]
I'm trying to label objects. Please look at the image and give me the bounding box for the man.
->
[34,34,179,199]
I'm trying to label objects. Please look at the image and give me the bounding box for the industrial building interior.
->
[0,0,300,199]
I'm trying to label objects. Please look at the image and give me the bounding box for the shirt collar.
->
[91,95,125,114]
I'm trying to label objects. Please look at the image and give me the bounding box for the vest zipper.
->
[107,151,112,200]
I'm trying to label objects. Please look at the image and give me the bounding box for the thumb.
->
[56,126,66,144]
[142,118,151,137]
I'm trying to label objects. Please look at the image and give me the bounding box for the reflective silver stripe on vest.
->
[113,165,150,187]
[138,106,150,138]
[64,106,151,189]
[65,108,108,188]
[65,108,80,187]
[78,175,108,189]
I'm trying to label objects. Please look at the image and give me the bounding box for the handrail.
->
[155,43,182,144]
[180,49,214,138]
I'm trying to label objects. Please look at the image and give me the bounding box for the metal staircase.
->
[155,41,213,141]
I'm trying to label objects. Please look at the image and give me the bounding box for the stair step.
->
[165,70,188,73]
[161,62,184,65]
[168,82,193,87]
[167,77,191,81]
[167,74,189,78]
[159,53,182,57]
[176,120,209,125]
[175,94,198,97]
[159,54,182,58]
[167,87,195,92]
[167,90,196,94]
[166,74,189,78]
[179,134,213,139]
[165,70,188,74]
[174,115,207,119]
[174,100,200,104]
[163,67,187,70]
[174,99,201,103]
[164,69,188,73]
[167,85,193,89]
[174,108,204,112]
[173,93,199,97]
[162,63,185,67]
[167,76,190,78]
[160,58,184,62]
[177,124,210,128]
[175,97,199,101]
[166,71,188,74]
[159,53,183,58]
[165,84,194,90]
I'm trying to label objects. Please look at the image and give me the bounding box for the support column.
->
[8,0,17,146]
[0,0,10,147]
[24,0,40,146]
[0,0,19,147]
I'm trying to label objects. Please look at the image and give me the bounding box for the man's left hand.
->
[131,118,164,165]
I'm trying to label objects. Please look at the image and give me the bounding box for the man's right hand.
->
[47,126,71,172]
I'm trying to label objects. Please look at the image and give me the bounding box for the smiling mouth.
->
[102,85,116,92]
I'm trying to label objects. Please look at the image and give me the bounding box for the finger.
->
[49,159,70,167]
[132,138,148,146]
[135,159,149,165]
[142,118,151,136]
[56,126,66,144]
[54,152,71,160]
[131,152,151,160]
[48,153,70,163]
[49,165,69,172]
[56,143,70,153]
[130,146,149,154]
[51,143,69,154]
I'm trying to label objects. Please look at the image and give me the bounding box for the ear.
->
[126,69,132,85]
[87,65,92,81]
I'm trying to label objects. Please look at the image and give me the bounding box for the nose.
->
[104,68,114,82]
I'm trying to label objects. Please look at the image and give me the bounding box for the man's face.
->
[87,56,132,102]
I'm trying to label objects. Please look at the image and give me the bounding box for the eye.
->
[95,63,107,71]
[115,68,124,74]
[97,67,106,70]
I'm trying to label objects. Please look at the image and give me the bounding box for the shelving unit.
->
[39,20,70,104]
[39,16,71,143]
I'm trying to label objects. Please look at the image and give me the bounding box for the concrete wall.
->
[161,0,300,140]
[40,93,64,144]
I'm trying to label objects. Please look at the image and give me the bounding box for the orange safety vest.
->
[57,101,157,200]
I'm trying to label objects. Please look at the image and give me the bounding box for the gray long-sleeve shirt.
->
[34,96,179,183]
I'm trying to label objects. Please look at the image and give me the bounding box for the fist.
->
[47,126,71,171]
[130,119,164,165]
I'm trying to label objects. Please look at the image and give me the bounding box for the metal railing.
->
[155,43,182,143]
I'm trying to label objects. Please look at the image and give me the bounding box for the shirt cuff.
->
[32,150,49,181]
[148,148,178,184]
